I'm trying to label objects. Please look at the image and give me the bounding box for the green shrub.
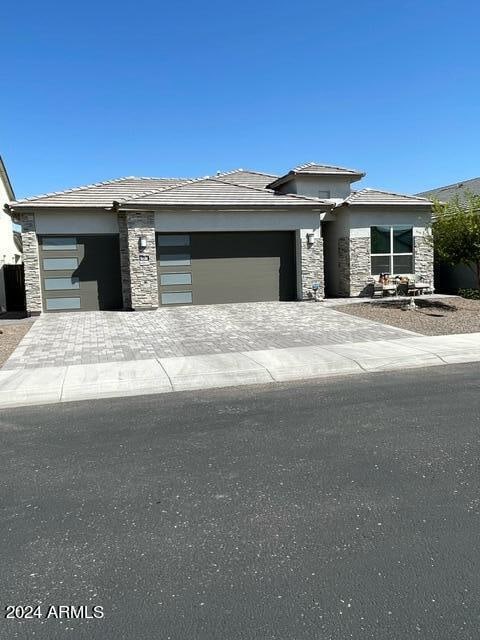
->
[458,288,480,300]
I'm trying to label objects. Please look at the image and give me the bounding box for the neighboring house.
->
[4,162,433,314]
[418,176,480,203]
[418,177,480,292]
[0,156,22,313]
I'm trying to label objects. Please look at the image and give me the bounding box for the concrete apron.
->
[0,333,479,408]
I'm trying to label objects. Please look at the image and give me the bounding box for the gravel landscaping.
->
[337,297,480,336]
[0,322,33,367]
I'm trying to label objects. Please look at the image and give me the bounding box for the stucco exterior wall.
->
[0,181,21,312]
[0,210,19,264]
[34,211,119,234]
[347,208,432,232]
[294,176,353,199]
[154,209,322,233]
[277,176,354,200]
[0,178,19,266]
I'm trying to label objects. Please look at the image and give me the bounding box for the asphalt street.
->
[1,363,480,639]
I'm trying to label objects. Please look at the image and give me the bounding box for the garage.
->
[38,235,122,312]
[156,231,296,306]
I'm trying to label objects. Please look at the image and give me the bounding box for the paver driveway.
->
[2,301,417,370]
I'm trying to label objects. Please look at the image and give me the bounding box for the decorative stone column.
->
[349,236,371,295]
[338,237,350,297]
[118,213,132,309]
[119,210,158,310]
[338,235,371,297]
[300,229,324,299]
[414,233,434,287]
[20,213,42,314]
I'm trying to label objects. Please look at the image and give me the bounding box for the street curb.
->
[0,333,479,409]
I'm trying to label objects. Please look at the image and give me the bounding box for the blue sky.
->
[2,0,480,198]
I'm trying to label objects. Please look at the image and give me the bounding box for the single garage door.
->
[157,231,296,306]
[39,235,123,312]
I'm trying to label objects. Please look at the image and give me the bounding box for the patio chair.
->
[382,281,398,296]
[366,278,383,298]
[369,277,397,298]
[408,275,434,296]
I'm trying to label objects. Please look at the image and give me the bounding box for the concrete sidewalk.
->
[0,332,479,408]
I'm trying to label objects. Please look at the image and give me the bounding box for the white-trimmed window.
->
[370,225,413,275]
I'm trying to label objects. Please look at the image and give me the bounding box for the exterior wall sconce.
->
[306,232,315,246]
[139,235,148,251]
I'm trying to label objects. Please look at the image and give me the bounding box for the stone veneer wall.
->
[118,213,132,309]
[337,237,350,297]
[120,211,159,310]
[300,234,324,299]
[414,235,434,286]
[338,236,371,297]
[339,233,434,296]
[349,236,371,296]
[20,213,42,314]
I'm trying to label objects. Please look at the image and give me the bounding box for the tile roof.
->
[9,176,189,208]
[416,177,480,202]
[344,188,432,206]
[117,177,325,208]
[7,167,431,211]
[8,170,278,208]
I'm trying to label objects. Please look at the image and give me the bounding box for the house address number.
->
[139,255,150,262]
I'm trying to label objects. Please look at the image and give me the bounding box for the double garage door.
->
[38,235,122,312]
[38,232,296,312]
[157,231,296,306]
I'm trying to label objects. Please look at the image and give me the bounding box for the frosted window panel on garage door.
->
[161,291,193,305]
[44,277,80,290]
[46,297,81,310]
[158,254,191,266]
[157,235,190,247]
[43,257,79,270]
[160,273,192,286]
[42,237,77,250]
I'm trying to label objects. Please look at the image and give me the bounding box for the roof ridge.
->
[213,168,246,178]
[355,187,431,200]
[293,161,318,170]
[117,175,328,206]
[129,175,191,181]
[344,187,432,205]
[215,168,278,178]
[115,175,211,204]
[293,161,364,174]
[212,177,324,203]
